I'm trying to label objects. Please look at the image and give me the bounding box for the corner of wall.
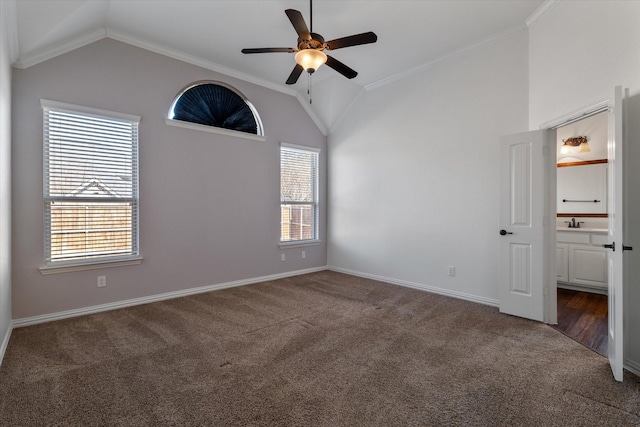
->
[0,0,14,369]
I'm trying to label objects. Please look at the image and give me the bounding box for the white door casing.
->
[606,86,624,382]
[499,129,555,323]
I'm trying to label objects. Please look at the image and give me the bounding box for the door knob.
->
[499,229,513,236]
[603,242,615,251]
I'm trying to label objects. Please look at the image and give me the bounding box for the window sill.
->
[165,119,266,142]
[278,240,321,249]
[39,256,143,275]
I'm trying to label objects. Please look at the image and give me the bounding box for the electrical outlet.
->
[448,266,456,277]
[97,275,107,287]
[301,251,306,259]
[281,253,286,262]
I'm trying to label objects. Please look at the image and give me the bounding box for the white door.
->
[605,86,625,382]
[499,129,555,322]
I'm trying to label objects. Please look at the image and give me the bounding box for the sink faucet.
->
[565,217,580,228]
[563,218,586,228]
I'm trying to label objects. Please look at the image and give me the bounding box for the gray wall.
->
[327,29,529,303]
[0,2,13,359]
[12,38,327,319]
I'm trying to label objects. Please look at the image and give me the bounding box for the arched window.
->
[168,81,263,136]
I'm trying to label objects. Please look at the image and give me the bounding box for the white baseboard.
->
[328,268,640,381]
[557,283,607,296]
[328,266,499,307]
[12,266,328,328]
[8,265,640,382]
[0,321,13,368]
[625,358,640,378]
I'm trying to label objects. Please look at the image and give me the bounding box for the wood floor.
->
[552,288,608,356]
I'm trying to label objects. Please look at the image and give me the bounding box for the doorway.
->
[500,88,625,380]
[553,111,609,356]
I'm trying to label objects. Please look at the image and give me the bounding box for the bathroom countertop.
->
[556,227,608,233]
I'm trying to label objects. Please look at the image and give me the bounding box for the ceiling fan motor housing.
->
[298,33,326,51]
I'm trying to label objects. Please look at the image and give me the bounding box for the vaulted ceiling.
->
[8,0,548,133]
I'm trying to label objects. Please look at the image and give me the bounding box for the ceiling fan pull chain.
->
[308,73,312,104]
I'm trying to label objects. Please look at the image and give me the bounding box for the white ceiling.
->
[9,0,549,131]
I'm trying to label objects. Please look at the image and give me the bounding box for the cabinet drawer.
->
[557,231,590,244]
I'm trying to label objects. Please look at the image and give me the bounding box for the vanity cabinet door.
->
[568,244,608,289]
[556,243,569,283]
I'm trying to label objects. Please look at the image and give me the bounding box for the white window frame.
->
[39,100,142,274]
[280,143,320,247]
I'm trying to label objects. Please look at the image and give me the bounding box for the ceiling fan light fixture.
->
[295,49,327,74]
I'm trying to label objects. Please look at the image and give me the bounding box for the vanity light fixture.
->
[560,136,591,154]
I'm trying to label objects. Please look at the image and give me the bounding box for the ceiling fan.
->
[241,0,377,85]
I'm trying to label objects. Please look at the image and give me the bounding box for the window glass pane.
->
[281,149,315,202]
[280,145,318,242]
[280,204,314,241]
[46,110,135,198]
[170,82,263,136]
[43,101,139,264]
[48,201,133,262]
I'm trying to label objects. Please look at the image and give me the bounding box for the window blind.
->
[169,82,263,136]
[42,100,140,264]
[280,144,319,242]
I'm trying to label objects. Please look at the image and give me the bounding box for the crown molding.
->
[11,24,328,136]
[107,29,327,135]
[13,28,107,69]
[526,0,561,28]
[364,24,527,92]
[106,29,298,98]
[12,26,298,98]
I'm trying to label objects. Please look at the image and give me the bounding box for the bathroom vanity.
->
[556,228,608,294]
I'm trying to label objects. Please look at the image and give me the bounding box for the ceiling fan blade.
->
[285,9,311,41]
[286,64,304,85]
[326,32,378,50]
[241,47,296,54]
[325,55,357,79]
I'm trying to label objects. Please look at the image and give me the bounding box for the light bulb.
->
[294,49,327,74]
[578,142,591,153]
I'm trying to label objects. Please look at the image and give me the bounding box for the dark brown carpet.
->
[1,271,639,426]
